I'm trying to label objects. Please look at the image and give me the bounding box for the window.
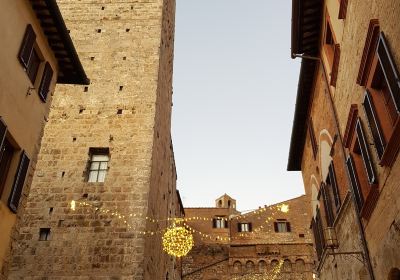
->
[311,208,325,260]
[39,228,51,241]
[358,21,400,166]
[308,118,318,159]
[212,217,227,228]
[8,151,30,213]
[87,148,109,183]
[320,161,342,226]
[320,183,334,227]
[0,138,15,198]
[344,110,379,218]
[323,19,341,86]
[38,62,54,102]
[274,220,291,233]
[238,222,252,232]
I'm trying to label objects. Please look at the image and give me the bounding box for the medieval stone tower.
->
[3,0,178,279]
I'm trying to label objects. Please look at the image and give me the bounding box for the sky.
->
[171,0,304,212]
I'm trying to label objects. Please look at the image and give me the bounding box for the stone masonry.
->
[3,0,178,279]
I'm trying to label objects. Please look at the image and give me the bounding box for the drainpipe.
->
[293,53,376,280]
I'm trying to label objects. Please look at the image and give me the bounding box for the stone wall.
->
[4,0,178,279]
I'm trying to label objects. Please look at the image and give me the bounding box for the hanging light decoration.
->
[162,222,194,257]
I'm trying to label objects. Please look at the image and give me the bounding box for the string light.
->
[162,223,194,257]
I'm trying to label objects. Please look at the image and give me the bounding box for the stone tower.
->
[4,0,178,279]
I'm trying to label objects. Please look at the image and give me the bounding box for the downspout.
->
[293,53,375,280]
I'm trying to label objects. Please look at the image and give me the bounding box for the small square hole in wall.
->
[117,109,123,115]
[90,57,95,61]
[61,171,65,178]
[123,57,127,60]
[79,108,84,114]
[82,193,88,198]
[131,6,133,10]
[101,6,105,10]
[73,137,77,142]
[126,28,130,32]
[97,29,102,33]
[39,228,51,241]
[119,86,123,91]
[84,86,88,92]
[49,207,54,215]
[299,233,305,238]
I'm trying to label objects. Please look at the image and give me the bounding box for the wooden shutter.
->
[338,0,348,19]
[311,218,322,259]
[212,218,216,228]
[321,183,334,227]
[249,223,252,232]
[286,222,291,232]
[346,155,364,212]
[18,25,36,69]
[38,62,54,102]
[8,151,30,213]
[363,90,386,159]
[273,222,278,232]
[224,218,228,228]
[356,119,377,184]
[377,32,400,112]
[328,162,341,211]
[330,44,341,87]
[0,118,7,161]
[308,118,318,159]
[237,223,241,232]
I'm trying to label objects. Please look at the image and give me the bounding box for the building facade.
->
[0,0,87,274]
[288,0,400,279]
[2,0,180,279]
[182,195,314,280]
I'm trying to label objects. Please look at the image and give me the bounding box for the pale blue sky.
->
[172,0,304,211]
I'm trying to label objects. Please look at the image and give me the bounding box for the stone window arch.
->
[233,261,242,273]
[246,260,255,272]
[258,260,267,273]
[270,259,279,270]
[283,259,292,272]
[295,259,305,272]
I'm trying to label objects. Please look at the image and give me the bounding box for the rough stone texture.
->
[4,0,179,279]
[294,0,400,279]
[328,0,400,279]
[182,196,314,280]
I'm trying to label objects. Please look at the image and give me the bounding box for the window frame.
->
[212,216,228,229]
[238,222,252,232]
[274,219,291,233]
[87,148,110,183]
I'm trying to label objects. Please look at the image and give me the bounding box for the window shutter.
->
[308,118,318,159]
[315,209,326,259]
[330,44,341,87]
[363,90,386,159]
[338,0,348,19]
[249,223,252,232]
[38,62,54,102]
[237,223,241,232]
[346,155,364,212]
[321,183,334,226]
[212,218,216,228]
[0,118,7,161]
[355,119,377,184]
[18,24,36,69]
[328,162,341,211]
[286,222,291,232]
[273,222,278,232]
[8,151,30,213]
[224,219,228,228]
[377,32,400,112]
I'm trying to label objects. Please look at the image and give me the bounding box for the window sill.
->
[380,117,400,166]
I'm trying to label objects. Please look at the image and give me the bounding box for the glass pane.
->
[97,170,107,182]
[99,162,108,170]
[90,161,100,170]
[88,171,98,182]
[92,154,109,161]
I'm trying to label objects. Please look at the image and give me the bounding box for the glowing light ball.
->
[162,225,194,257]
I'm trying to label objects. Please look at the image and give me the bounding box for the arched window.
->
[295,259,305,272]
[270,259,279,270]
[258,260,267,273]
[388,268,400,280]
[283,259,291,272]
[228,200,231,207]
[246,261,255,272]
[233,261,242,273]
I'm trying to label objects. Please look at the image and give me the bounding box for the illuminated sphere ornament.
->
[162,225,194,257]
